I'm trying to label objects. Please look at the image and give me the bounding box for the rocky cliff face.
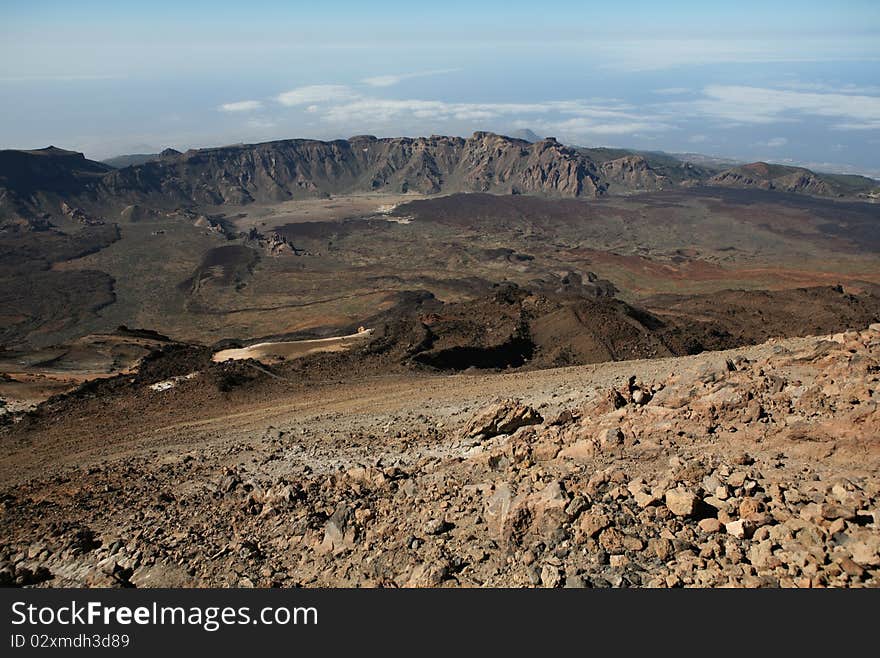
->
[2,137,875,223]
[0,147,113,227]
[98,132,608,206]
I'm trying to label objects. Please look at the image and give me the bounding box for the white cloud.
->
[361,75,404,88]
[361,68,460,87]
[451,109,496,121]
[276,85,358,106]
[776,81,880,95]
[670,85,880,129]
[311,95,668,137]
[533,116,666,136]
[268,82,670,143]
[219,100,263,112]
[688,134,708,143]
[321,98,443,123]
[835,121,880,131]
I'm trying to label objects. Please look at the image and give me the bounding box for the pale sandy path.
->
[211,329,374,363]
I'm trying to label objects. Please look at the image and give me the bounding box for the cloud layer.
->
[219,100,263,112]
[276,85,358,106]
[211,77,880,174]
[675,85,880,130]
[249,81,880,136]
[266,83,670,138]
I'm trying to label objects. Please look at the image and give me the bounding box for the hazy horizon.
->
[2,0,879,177]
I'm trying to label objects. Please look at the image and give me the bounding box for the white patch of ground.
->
[211,328,374,364]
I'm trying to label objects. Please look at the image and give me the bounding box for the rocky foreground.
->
[2,325,879,588]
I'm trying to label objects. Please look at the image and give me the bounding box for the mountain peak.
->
[508,128,543,143]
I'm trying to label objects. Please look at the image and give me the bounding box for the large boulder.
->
[462,399,543,440]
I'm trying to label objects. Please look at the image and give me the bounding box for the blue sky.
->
[2,1,879,176]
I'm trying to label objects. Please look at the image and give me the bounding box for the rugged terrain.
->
[2,133,877,361]
[1,132,878,588]
[1,325,878,587]
[3,133,878,225]
[4,183,880,351]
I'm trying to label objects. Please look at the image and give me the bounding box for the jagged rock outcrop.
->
[600,155,672,192]
[60,201,103,225]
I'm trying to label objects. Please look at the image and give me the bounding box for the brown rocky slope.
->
[1,324,878,587]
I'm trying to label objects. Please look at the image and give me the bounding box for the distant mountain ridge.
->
[2,132,878,224]
[98,132,606,206]
[706,161,879,197]
[101,148,182,169]
[508,128,543,143]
